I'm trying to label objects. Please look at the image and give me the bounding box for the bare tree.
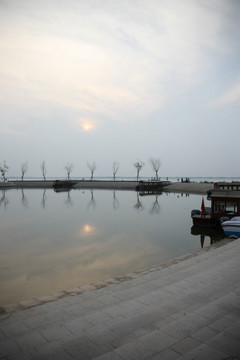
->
[87,161,96,180]
[40,161,47,181]
[64,163,73,180]
[112,161,120,181]
[133,160,144,181]
[21,162,28,181]
[150,158,161,180]
[0,161,9,182]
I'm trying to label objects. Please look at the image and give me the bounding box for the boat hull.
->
[192,214,219,227]
[221,224,240,237]
[221,217,240,237]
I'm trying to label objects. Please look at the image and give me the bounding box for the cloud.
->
[0,0,230,126]
[217,82,240,104]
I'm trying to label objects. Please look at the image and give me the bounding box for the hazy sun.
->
[77,118,104,132]
[83,123,93,131]
[83,224,92,233]
[78,119,95,131]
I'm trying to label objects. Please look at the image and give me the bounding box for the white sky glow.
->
[0,0,239,178]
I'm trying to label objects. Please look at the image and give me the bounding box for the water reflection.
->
[0,190,9,209]
[1,188,164,214]
[112,190,119,210]
[88,190,96,210]
[191,225,225,248]
[41,189,47,209]
[150,195,161,215]
[79,224,96,237]
[21,189,28,208]
[133,192,144,212]
[0,189,227,305]
[65,191,73,207]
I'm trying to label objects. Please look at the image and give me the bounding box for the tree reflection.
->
[21,189,28,208]
[134,192,144,212]
[87,190,96,210]
[41,189,47,209]
[0,190,9,209]
[65,191,73,207]
[150,195,161,215]
[112,190,119,210]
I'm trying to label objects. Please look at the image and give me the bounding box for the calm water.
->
[0,189,225,305]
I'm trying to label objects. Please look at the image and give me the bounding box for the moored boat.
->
[191,197,219,226]
[191,182,240,227]
[191,210,219,226]
[221,216,240,237]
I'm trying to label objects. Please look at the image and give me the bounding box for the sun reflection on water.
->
[79,224,95,237]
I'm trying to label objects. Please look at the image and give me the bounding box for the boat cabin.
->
[192,182,240,227]
[211,186,240,219]
[214,182,240,191]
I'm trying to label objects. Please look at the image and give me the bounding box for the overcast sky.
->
[0,0,239,179]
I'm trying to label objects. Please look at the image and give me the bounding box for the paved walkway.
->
[1,239,240,360]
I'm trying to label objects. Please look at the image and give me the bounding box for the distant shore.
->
[0,180,138,190]
[0,180,214,194]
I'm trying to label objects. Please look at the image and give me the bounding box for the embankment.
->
[164,182,214,194]
[0,180,214,194]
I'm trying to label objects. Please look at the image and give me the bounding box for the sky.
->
[0,0,240,179]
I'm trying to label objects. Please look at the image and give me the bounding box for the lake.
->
[0,188,225,306]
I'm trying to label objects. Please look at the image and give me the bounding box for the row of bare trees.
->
[65,159,161,181]
[0,158,161,181]
[0,160,48,182]
[19,161,47,181]
[64,161,119,180]
[133,159,161,181]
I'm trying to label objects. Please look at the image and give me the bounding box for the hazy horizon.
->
[4,174,240,181]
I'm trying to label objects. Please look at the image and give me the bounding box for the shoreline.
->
[0,180,214,194]
[0,237,234,315]
[164,182,214,194]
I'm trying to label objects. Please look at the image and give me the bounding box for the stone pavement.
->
[0,239,240,360]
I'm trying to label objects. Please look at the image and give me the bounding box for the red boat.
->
[191,182,240,227]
